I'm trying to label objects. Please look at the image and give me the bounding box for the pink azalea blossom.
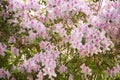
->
[36,71,43,80]
[106,64,120,77]
[8,36,16,43]
[18,42,59,79]
[58,65,67,74]
[69,23,113,57]
[4,0,120,80]
[80,63,92,75]
[0,43,7,56]
[6,70,11,79]
[11,47,19,56]
[0,68,6,79]
[53,23,67,37]
[39,41,48,50]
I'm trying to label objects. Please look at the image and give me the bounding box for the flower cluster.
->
[18,42,60,79]
[53,23,67,38]
[106,64,120,77]
[7,0,40,11]
[89,0,120,42]
[0,68,11,79]
[69,23,113,57]
[7,0,48,40]
[0,0,119,80]
[46,0,91,20]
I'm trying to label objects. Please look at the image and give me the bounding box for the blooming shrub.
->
[0,0,120,80]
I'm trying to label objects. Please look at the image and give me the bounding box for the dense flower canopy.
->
[0,0,120,80]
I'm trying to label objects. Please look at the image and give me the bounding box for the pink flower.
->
[17,42,59,79]
[6,70,11,79]
[43,67,56,78]
[11,77,16,80]
[58,65,67,74]
[0,43,6,56]
[51,51,60,59]
[39,41,47,50]
[80,63,92,75]
[0,68,6,79]
[11,47,19,56]
[106,65,120,77]
[69,23,113,57]
[23,60,40,73]
[8,36,16,43]
[18,63,24,72]
[28,31,37,40]
[0,69,11,79]
[68,74,73,80]
[53,23,67,37]
[36,71,43,80]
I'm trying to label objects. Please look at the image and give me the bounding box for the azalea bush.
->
[0,0,120,80]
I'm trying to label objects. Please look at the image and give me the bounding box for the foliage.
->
[0,0,120,80]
